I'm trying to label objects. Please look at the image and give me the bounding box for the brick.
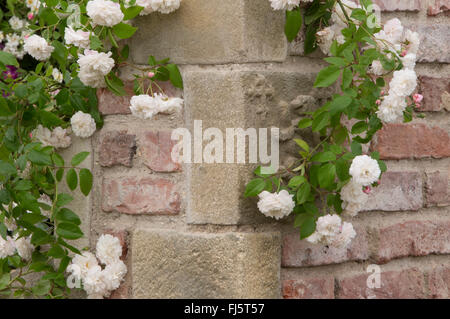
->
[140,131,180,173]
[97,83,133,115]
[376,221,450,263]
[131,229,281,298]
[372,123,450,160]
[99,131,136,167]
[418,76,450,112]
[409,25,450,63]
[337,268,426,299]
[102,177,180,215]
[426,170,450,206]
[130,0,286,65]
[428,0,450,15]
[428,267,450,298]
[364,171,423,211]
[372,0,422,11]
[281,228,369,267]
[282,277,335,299]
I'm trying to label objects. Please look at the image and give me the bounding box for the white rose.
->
[316,26,335,56]
[77,50,114,88]
[376,94,407,123]
[24,35,54,61]
[68,251,98,280]
[349,155,381,186]
[96,234,122,265]
[70,111,96,138]
[341,180,368,217]
[129,94,164,119]
[332,222,356,248]
[268,0,301,11]
[383,18,404,44]
[86,0,124,27]
[64,27,90,49]
[257,190,295,220]
[401,53,416,70]
[389,69,417,97]
[102,260,127,291]
[0,236,16,259]
[33,124,72,149]
[403,29,420,55]
[52,68,63,83]
[9,16,25,31]
[14,235,34,261]
[83,265,109,298]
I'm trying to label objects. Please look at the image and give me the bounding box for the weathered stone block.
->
[130,0,286,64]
[58,137,92,249]
[184,66,332,225]
[131,229,281,298]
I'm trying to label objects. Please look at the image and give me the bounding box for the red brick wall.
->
[282,0,450,299]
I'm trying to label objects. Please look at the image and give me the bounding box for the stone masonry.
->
[64,0,450,298]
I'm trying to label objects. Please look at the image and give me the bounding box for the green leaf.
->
[0,273,10,290]
[112,22,138,39]
[32,279,51,296]
[342,68,353,89]
[0,98,13,116]
[377,160,387,173]
[244,178,266,197]
[89,34,103,50]
[0,51,19,67]
[28,150,52,166]
[310,151,336,163]
[312,111,330,132]
[298,118,312,129]
[55,193,74,207]
[336,158,351,181]
[288,176,306,188]
[71,152,90,166]
[318,163,336,189]
[66,168,77,191]
[324,57,348,67]
[351,121,369,134]
[351,141,363,155]
[296,182,310,205]
[14,180,33,191]
[55,208,81,225]
[166,64,183,88]
[285,8,303,42]
[56,222,83,240]
[299,216,316,239]
[294,139,309,152]
[329,95,352,116]
[40,7,59,25]
[79,169,93,196]
[51,41,68,69]
[122,5,144,20]
[56,168,64,182]
[52,153,64,167]
[0,160,16,176]
[39,110,64,127]
[314,66,341,87]
[47,244,65,258]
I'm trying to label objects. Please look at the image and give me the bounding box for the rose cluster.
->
[67,234,127,299]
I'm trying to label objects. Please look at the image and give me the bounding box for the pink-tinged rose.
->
[413,93,423,104]
[147,72,155,78]
[376,99,381,105]
[27,12,34,20]
[363,186,371,194]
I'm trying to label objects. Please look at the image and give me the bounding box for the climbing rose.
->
[257,190,295,220]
